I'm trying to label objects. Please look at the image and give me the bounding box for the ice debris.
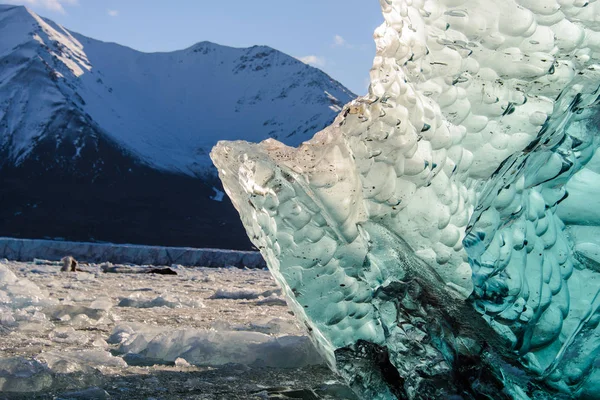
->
[117,293,204,309]
[210,287,281,300]
[0,351,124,393]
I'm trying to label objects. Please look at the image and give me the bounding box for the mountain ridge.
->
[0,4,355,249]
[0,4,355,176]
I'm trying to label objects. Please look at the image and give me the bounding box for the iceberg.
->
[211,0,600,398]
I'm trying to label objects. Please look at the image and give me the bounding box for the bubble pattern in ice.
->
[211,0,600,398]
[466,71,600,396]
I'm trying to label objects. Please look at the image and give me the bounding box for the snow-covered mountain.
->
[0,4,355,248]
[0,4,354,176]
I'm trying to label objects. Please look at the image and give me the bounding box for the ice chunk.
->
[39,350,127,374]
[0,264,56,309]
[0,357,53,392]
[209,288,280,300]
[91,337,109,349]
[108,323,323,368]
[117,293,204,309]
[0,263,58,333]
[211,0,600,398]
[45,304,108,323]
[0,265,18,284]
[117,295,180,309]
[89,296,113,311]
[49,327,90,345]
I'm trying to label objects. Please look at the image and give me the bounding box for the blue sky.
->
[6,0,383,94]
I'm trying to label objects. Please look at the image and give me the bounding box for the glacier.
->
[0,237,266,269]
[210,0,600,398]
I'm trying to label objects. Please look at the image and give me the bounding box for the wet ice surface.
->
[0,260,356,399]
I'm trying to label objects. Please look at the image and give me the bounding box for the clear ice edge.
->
[211,0,600,398]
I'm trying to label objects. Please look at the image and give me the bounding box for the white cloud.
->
[333,35,346,47]
[298,55,326,68]
[333,34,354,49]
[107,9,119,17]
[4,0,78,14]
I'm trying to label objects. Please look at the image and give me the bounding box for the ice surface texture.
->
[211,0,600,398]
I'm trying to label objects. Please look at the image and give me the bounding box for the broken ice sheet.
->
[0,259,333,397]
[211,0,600,398]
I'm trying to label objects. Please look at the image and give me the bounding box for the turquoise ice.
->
[211,0,600,398]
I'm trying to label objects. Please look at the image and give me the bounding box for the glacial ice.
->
[0,237,266,269]
[210,0,600,398]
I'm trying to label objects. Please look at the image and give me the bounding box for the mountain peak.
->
[0,4,37,54]
[0,3,28,12]
[0,5,356,177]
[190,40,217,49]
[185,41,277,56]
[0,3,90,77]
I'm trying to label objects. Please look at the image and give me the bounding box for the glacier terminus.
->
[211,0,600,398]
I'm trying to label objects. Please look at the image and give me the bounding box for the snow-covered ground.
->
[0,259,356,399]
